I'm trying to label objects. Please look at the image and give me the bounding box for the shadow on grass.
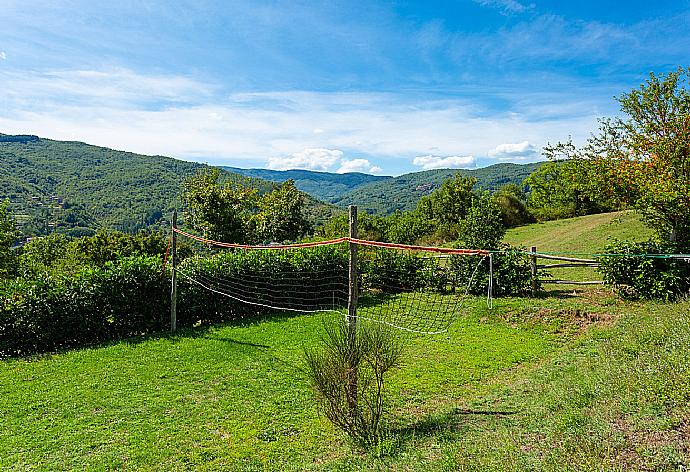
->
[398,407,516,435]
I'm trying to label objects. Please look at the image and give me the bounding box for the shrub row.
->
[0,256,168,357]
[1,243,533,357]
[597,240,690,300]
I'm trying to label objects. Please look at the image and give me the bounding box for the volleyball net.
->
[171,228,492,334]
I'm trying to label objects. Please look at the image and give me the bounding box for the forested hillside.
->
[333,162,542,214]
[223,167,389,203]
[0,135,336,235]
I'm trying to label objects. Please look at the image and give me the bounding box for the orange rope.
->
[172,227,487,255]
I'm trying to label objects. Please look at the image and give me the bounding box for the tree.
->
[251,180,309,242]
[493,184,534,227]
[181,168,257,243]
[417,175,477,241]
[460,192,505,249]
[0,200,18,278]
[550,68,690,243]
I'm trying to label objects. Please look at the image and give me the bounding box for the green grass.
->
[504,211,654,290]
[2,293,689,470]
[504,211,653,254]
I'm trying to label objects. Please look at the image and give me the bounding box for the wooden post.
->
[530,246,538,297]
[346,205,358,415]
[170,211,178,333]
[347,205,358,330]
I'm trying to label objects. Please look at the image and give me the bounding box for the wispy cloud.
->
[0,67,609,173]
[473,0,533,14]
[413,155,476,170]
[0,52,6,60]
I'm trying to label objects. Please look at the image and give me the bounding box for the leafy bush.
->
[597,240,690,300]
[177,245,349,325]
[0,256,168,357]
[449,244,534,296]
[304,319,404,449]
[360,250,441,293]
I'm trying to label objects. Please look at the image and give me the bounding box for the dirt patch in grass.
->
[612,416,690,471]
[499,307,618,334]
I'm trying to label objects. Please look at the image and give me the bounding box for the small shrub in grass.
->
[597,240,690,300]
[304,319,404,449]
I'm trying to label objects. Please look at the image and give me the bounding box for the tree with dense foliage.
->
[252,180,309,242]
[0,200,17,278]
[183,169,309,243]
[460,193,505,249]
[417,175,477,241]
[182,167,258,243]
[547,68,690,243]
[493,184,534,227]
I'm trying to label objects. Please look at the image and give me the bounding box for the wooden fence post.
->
[530,246,538,297]
[346,205,358,414]
[171,211,178,333]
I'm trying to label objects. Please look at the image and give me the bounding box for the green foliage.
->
[417,175,476,240]
[182,167,258,243]
[384,211,434,244]
[318,211,388,241]
[16,230,173,278]
[360,250,443,293]
[493,184,534,227]
[524,159,617,220]
[0,200,17,279]
[594,68,690,243]
[304,319,403,449]
[460,192,505,249]
[0,256,169,357]
[183,170,309,243]
[252,180,310,242]
[449,245,534,297]
[597,240,690,300]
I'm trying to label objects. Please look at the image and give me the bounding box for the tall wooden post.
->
[530,246,538,298]
[171,211,178,333]
[346,205,358,415]
[347,205,358,331]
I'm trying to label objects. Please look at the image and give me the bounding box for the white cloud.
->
[413,155,476,170]
[488,140,539,160]
[337,159,381,174]
[267,148,343,171]
[0,67,607,172]
[473,0,531,14]
[0,52,6,60]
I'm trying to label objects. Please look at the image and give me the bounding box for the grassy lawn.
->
[2,293,689,470]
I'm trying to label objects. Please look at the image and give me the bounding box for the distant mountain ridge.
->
[0,134,337,235]
[333,163,543,214]
[223,167,389,203]
[228,162,543,215]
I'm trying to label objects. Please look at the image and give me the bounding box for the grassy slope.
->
[504,211,655,288]
[504,210,654,254]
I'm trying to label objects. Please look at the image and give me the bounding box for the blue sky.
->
[1,0,689,175]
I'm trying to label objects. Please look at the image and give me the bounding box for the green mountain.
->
[0,135,337,235]
[333,162,544,214]
[223,167,389,203]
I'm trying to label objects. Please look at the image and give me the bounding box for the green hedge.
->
[0,256,168,357]
[597,240,690,300]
